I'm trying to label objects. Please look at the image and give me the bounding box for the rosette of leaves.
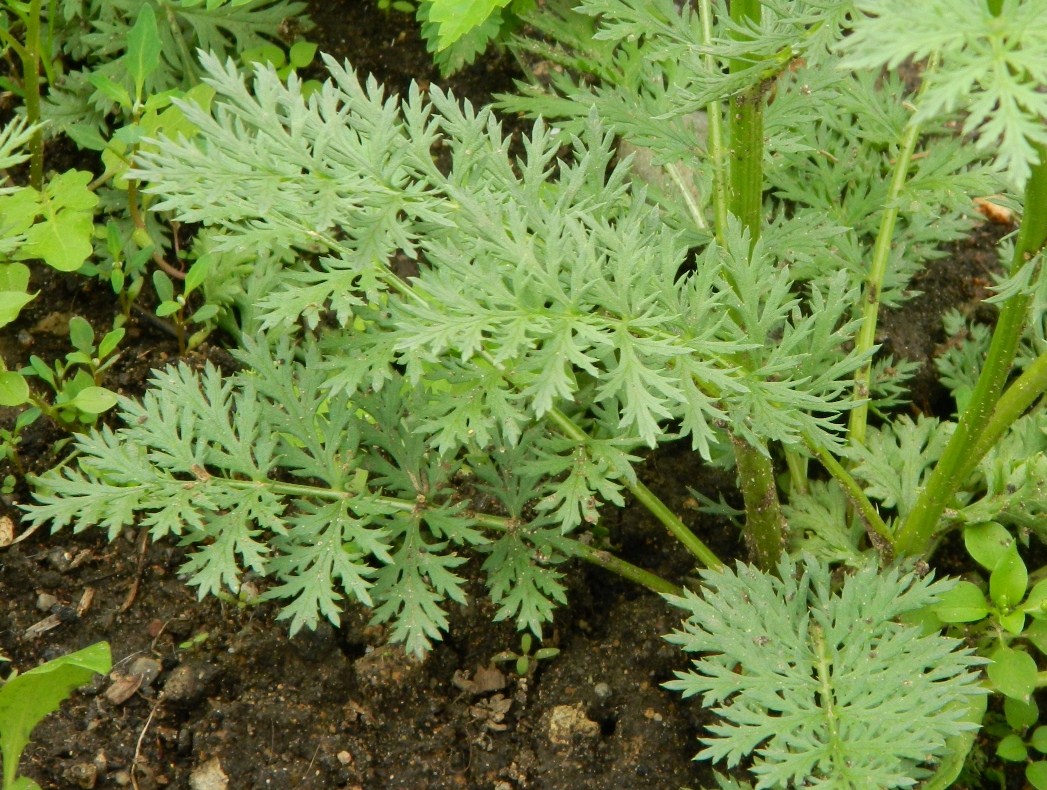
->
[664,557,987,789]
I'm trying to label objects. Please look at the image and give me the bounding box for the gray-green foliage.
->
[665,557,986,790]
[24,49,869,651]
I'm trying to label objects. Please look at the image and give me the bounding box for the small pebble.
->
[593,682,612,699]
[188,757,228,790]
[36,592,58,611]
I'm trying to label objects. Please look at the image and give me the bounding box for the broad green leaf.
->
[1032,727,1047,754]
[68,316,95,353]
[69,387,119,415]
[0,287,35,330]
[1000,610,1026,636]
[988,644,1038,701]
[126,4,162,100]
[0,372,29,407]
[990,547,1028,609]
[0,263,31,295]
[997,733,1028,762]
[1028,762,1047,790]
[21,211,95,272]
[288,40,317,68]
[0,643,111,790]
[964,521,1015,571]
[933,580,989,623]
[1004,697,1039,731]
[43,171,98,212]
[1023,578,1047,616]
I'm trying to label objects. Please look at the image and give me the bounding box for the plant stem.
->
[721,0,785,570]
[544,406,724,570]
[803,434,891,546]
[696,0,729,241]
[847,85,930,448]
[896,146,1047,556]
[19,0,44,189]
[962,347,1047,477]
[203,476,682,597]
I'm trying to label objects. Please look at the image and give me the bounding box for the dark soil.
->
[0,3,1015,790]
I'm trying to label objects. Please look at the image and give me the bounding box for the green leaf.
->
[68,387,119,415]
[1032,726,1047,755]
[0,643,111,790]
[988,644,1038,702]
[1023,578,1047,617]
[989,547,1028,610]
[664,557,986,788]
[423,0,511,51]
[20,210,95,272]
[68,316,95,354]
[98,328,126,360]
[85,72,132,110]
[126,3,162,101]
[0,372,30,407]
[183,254,211,296]
[1028,762,1047,790]
[152,271,174,303]
[964,521,1016,571]
[933,580,989,623]
[0,261,34,328]
[0,291,35,331]
[1004,697,1039,731]
[288,40,317,69]
[1000,610,1027,636]
[997,733,1028,762]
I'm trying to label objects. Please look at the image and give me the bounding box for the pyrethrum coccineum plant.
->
[23,0,1047,786]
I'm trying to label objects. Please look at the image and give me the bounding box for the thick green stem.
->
[896,147,1047,556]
[962,348,1047,476]
[732,433,785,568]
[720,0,785,570]
[847,93,929,448]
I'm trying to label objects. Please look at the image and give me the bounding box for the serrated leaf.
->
[423,0,511,51]
[664,557,986,787]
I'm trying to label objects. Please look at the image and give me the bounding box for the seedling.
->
[492,633,559,676]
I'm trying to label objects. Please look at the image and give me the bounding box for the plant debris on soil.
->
[0,2,1018,789]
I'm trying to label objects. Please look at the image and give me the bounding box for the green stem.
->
[722,0,785,570]
[21,0,44,189]
[545,406,724,570]
[847,83,931,448]
[207,476,681,597]
[896,146,1047,556]
[803,435,891,546]
[959,346,1047,481]
[696,0,729,241]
